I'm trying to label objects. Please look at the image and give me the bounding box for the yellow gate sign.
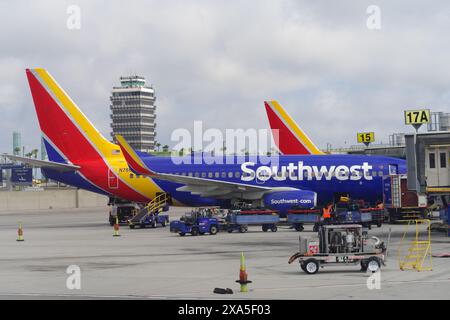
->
[404,109,431,125]
[357,132,375,145]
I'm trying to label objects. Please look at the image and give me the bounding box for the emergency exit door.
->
[425,147,450,187]
[108,168,119,189]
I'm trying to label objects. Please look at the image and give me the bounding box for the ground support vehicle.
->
[170,208,219,236]
[128,193,169,229]
[129,213,169,229]
[108,198,140,225]
[288,224,386,274]
[332,200,384,229]
[360,208,384,228]
[286,209,321,231]
[383,174,427,222]
[225,209,280,233]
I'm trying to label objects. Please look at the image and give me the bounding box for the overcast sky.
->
[0,0,449,154]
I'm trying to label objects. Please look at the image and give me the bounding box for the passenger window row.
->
[127,170,384,179]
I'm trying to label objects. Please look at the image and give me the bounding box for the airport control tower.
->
[110,75,157,153]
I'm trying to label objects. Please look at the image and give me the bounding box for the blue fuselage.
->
[43,153,406,207]
[141,154,406,207]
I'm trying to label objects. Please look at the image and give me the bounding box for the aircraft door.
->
[108,168,119,189]
[436,147,449,186]
[425,148,439,187]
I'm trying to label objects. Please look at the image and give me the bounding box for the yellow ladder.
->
[129,193,169,225]
[144,193,169,215]
[398,219,433,272]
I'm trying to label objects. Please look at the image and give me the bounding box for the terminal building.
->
[110,75,157,153]
[336,112,450,159]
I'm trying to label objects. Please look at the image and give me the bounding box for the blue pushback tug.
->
[170,208,219,236]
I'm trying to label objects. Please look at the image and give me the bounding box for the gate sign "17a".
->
[404,109,431,125]
[404,109,431,132]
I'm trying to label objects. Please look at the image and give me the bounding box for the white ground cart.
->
[288,224,386,274]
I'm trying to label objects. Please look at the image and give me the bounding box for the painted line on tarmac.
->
[252,278,450,293]
[0,292,206,300]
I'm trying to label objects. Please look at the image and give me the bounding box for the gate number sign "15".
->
[357,132,375,143]
[404,109,431,125]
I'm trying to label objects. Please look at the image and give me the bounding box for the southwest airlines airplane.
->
[5,69,406,213]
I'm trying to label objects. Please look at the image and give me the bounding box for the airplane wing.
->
[115,135,298,199]
[3,154,80,172]
[149,172,277,199]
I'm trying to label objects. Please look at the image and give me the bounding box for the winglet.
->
[115,135,155,176]
[264,100,324,155]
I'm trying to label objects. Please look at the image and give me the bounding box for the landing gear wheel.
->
[191,228,199,236]
[294,224,304,232]
[304,259,319,274]
[271,225,278,232]
[210,225,218,235]
[239,225,248,233]
[367,257,381,273]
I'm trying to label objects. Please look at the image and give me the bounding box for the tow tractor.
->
[170,208,219,236]
[288,224,386,274]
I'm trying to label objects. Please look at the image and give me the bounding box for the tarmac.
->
[0,206,449,300]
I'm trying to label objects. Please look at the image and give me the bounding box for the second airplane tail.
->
[264,100,324,155]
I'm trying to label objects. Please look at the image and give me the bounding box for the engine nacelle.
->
[263,190,317,216]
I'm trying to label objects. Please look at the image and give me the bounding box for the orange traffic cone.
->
[17,223,24,242]
[235,252,251,292]
[113,216,120,237]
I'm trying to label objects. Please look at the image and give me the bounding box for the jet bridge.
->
[405,131,450,193]
[405,131,450,236]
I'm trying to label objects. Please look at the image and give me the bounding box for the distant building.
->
[427,112,450,132]
[110,75,156,153]
[389,133,406,146]
[13,131,21,156]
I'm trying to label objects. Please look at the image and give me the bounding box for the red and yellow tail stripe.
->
[26,68,162,202]
[116,135,155,176]
[264,100,324,155]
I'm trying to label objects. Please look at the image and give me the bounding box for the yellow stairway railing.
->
[144,193,168,215]
[398,219,432,272]
[129,193,168,225]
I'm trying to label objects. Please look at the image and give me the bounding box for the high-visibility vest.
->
[323,205,332,218]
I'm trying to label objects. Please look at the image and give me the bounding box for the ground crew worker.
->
[322,203,333,224]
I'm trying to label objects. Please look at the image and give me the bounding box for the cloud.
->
[0,0,449,154]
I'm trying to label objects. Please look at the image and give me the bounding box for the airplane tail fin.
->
[116,135,155,176]
[264,100,324,155]
[26,69,117,164]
